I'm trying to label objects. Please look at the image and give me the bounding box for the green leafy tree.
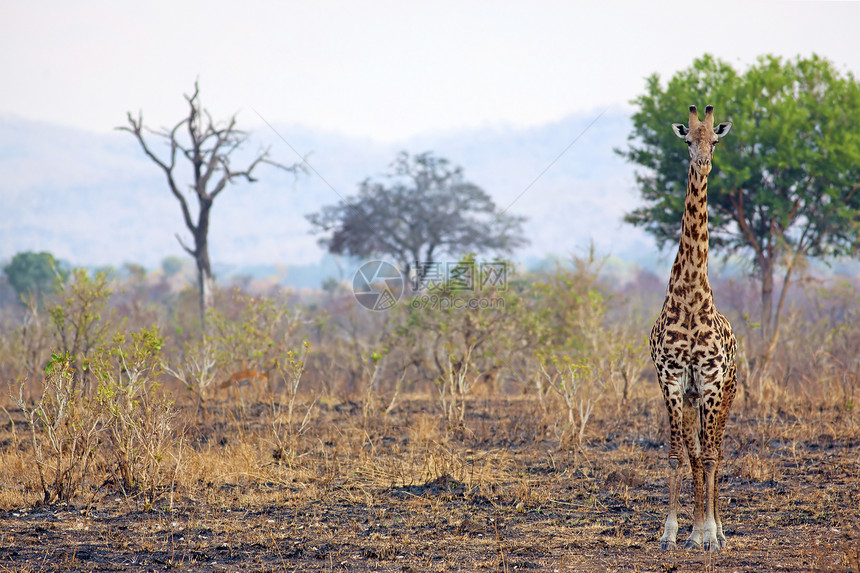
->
[3,251,65,304]
[161,256,185,278]
[619,54,860,363]
[306,151,528,283]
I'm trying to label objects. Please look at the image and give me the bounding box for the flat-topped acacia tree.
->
[307,151,527,285]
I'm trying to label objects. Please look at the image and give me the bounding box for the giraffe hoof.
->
[683,539,702,550]
[702,529,723,553]
[660,541,677,551]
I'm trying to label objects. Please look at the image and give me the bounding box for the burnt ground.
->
[0,396,858,572]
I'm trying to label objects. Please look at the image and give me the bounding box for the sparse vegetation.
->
[0,256,857,571]
[5,54,860,563]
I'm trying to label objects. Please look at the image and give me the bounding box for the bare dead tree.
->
[119,81,302,331]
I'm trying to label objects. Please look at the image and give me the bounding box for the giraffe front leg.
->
[702,459,720,552]
[660,457,682,550]
[714,368,736,550]
[681,404,704,549]
[712,412,731,549]
[700,393,724,552]
[660,384,685,551]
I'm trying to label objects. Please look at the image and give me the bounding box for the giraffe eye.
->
[686,141,692,146]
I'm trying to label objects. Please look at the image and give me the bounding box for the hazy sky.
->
[2,1,859,141]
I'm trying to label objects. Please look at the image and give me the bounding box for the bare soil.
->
[1,396,858,572]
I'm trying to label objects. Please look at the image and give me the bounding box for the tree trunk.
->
[760,255,774,345]
[758,251,794,382]
[757,254,776,374]
[194,198,214,332]
[196,255,214,333]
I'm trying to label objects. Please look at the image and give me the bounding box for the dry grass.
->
[0,386,857,572]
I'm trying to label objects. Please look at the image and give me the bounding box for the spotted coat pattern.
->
[651,105,737,553]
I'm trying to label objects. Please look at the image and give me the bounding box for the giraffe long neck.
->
[669,164,711,300]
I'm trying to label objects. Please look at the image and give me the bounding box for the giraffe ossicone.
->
[651,104,737,553]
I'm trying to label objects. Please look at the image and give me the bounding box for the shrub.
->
[15,353,105,504]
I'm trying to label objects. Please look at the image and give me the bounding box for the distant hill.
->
[0,109,666,288]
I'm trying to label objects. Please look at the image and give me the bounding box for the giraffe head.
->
[672,105,732,177]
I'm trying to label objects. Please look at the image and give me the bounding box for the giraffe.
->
[650,104,737,552]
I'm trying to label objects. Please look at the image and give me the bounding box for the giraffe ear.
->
[714,122,732,138]
[671,124,689,139]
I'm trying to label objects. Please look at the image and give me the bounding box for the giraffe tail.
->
[683,366,702,408]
